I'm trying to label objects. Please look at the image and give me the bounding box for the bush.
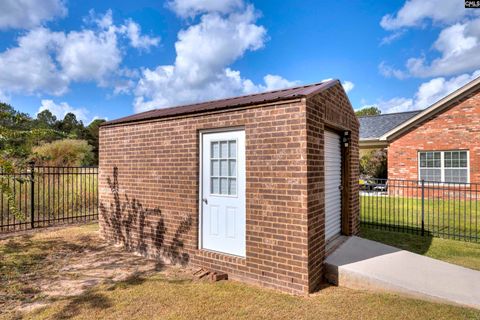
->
[31,139,94,166]
[360,149,387,179]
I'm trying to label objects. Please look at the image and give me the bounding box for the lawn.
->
[1,224,480,320]
[360,225,480,271]
[360,194,480,241]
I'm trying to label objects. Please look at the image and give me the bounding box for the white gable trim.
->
[379,76,480,142]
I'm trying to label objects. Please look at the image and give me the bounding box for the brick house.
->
[359,76,480,184]
[98,80,359,294]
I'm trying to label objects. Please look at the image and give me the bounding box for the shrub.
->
[31,139,94,166]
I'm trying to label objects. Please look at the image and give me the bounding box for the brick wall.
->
[388,91,480,184]
[99,83,359,294]
[305,85,360,292]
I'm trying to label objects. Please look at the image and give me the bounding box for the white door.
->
[324,130,342,241]
[201,130,246,257]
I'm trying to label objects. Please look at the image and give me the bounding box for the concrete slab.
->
[325,236,480,309]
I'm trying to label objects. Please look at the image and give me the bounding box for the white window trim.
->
[417,150,470,184]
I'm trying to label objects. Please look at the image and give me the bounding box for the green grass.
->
[1,224,480,320]
[361,225,480,271]
[360,195,480,241]
[23,274,480,320]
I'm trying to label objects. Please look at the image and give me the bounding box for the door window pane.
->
[211,142,219,158]
[229,160,236,176]
[210,139,238,195]
[229,178,237,195]
[220,178,228,194]
[229,141,236,158]
[211,160,219,176]
[211,178,219,194]
[220,141,228,158]
[220,160,228,176]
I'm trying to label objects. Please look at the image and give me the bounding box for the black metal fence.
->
[0,165,98,232]
[360,178,480,243]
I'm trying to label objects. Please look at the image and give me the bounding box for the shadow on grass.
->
[360,223,434,255]
[50,290,112,320]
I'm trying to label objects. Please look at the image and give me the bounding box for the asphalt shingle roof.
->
[358,111,421,140]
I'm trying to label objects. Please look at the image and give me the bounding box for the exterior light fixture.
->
[343,131,350,148]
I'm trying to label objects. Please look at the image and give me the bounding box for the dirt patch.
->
[0,223,192,316]
[37,243,159,298]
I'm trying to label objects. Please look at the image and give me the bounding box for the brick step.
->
[193,268,228,282]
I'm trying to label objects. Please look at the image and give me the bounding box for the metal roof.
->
[103,80,339,126]
[358,111,421,140]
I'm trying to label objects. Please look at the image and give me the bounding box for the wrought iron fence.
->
[360,178,480,242]
[0,164,98,232]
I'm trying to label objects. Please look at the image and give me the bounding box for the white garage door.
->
[324,130,342,241]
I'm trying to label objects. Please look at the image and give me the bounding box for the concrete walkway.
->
[325,236,480,309]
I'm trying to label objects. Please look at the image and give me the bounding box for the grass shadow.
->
[360,223,434,255]
[49,290,112,320]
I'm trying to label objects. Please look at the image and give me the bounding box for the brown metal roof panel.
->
[103,79,338,126]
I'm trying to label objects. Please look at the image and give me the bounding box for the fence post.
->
[421,179,425,236]
[29,161,35,229]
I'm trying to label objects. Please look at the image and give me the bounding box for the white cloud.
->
[404,19,480,77]
[380,0,480,77]
[414,70,480,108]
[380,30,405,45]
[118,20,160,50]
[0,0,67,30]
[364,70,480,113]
[342,81,354,93]
[0,90,10,103]
[0,28,68,96]
[38,99,90,123]
[378,61,408,80]
[380,0,474,30]
[0,10,159,97]
[375,97,414,114]
[57,29,121,85]
[167,0,243,18]
[134,3,299,113]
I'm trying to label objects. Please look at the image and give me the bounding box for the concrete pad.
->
[325,236,480,309]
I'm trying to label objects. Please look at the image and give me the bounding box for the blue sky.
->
[0,0,479,123]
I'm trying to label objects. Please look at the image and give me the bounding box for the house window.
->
[418,151,469,183]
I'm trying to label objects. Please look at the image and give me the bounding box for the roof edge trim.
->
[379,75,480,141]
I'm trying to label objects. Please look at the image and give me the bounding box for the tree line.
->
[0,102,105,168]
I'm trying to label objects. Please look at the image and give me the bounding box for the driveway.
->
[325,236,480,309]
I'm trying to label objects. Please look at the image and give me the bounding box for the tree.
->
[35,109,58,129]
[0,102,32,130]
[360,149,387,179]
[355,106,381,117]
[0,109,61,220]
[86,119,106,164]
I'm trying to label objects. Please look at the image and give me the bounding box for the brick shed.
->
[98,79,360,294]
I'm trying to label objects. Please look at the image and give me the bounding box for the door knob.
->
[202,198,208,204]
